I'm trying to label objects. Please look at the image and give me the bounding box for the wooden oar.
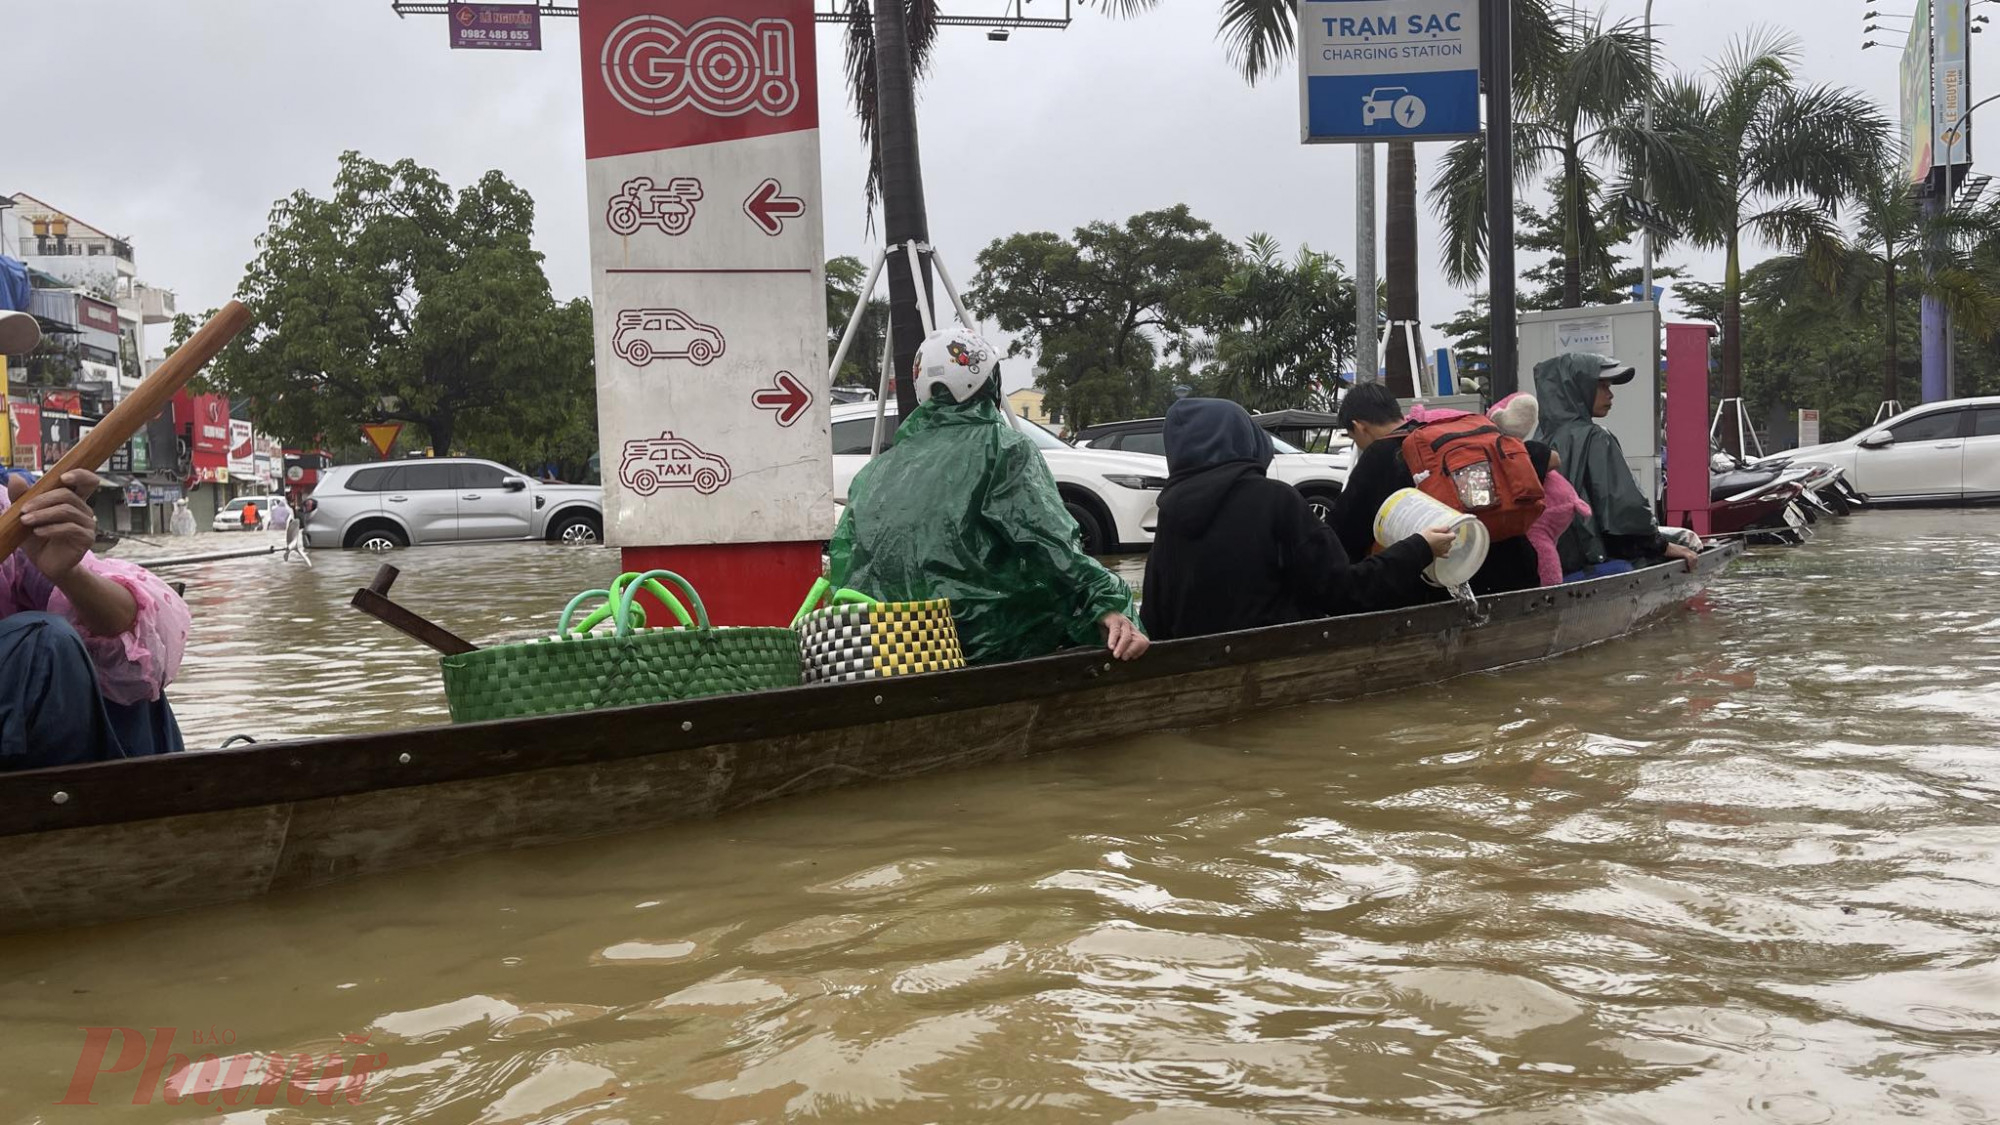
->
[0,301,254,559]
[351,564,479,656]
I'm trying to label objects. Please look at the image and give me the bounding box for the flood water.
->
[4,511,1999,1122]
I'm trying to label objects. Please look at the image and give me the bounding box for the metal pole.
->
[1641,0,1655,307]
[1484,0,1518,399]
[1355,143,1378,383]
[825,248,889,384]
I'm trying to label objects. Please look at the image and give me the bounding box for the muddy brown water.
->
[2,511,1997,1122]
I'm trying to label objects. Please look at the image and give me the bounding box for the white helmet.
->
[914,327,999,404]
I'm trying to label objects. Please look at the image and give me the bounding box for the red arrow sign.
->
[743,178,806,236]
[751,371,813,427]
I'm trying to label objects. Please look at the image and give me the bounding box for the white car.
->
[829,401,1164,554]
[1074,419,1353,524]
[1756,396,2000,506]
[212,495,280,532]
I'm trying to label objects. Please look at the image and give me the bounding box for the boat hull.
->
[0,546,1738,934]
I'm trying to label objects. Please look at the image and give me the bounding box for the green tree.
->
[825,255,889,386]
[1651,31,1887,423]
[205,152,588,457]
[1815,144,2000,406]
[1514,185,1684,310]
[969,206,1234,429]
[1214,0,1564,392]
[1203,234,1356,411]
[1430,17,1696,309]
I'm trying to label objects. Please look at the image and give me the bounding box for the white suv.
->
[1074,418,1353,524]
[303,458,604,550]
[830,401,1164,554]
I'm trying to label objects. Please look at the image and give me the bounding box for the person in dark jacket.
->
[1140,399,1452,641]
[1329,384,1543,598]
[1533,354,1700,578]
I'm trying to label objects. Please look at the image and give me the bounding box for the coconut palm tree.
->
[1809,145,1999,406]
[841,0,1153,415]
[1649,30,1886,418]
[1215,0,1564,393]
[1428,17,1701,309]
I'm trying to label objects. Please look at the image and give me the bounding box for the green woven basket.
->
[439,569,801,723]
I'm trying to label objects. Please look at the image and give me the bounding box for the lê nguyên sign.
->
[449,2,541,51]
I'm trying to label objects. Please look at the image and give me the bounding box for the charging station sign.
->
[1300,0,1482,144]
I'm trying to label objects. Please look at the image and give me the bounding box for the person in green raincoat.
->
[828,327,1148,665]
[1533,353,1701,580]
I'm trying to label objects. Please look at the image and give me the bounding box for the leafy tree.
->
[205,152,589,457]
[825,255,889,387]
[1651,31,1886,422]
[1514,185,1684,310]
[969,206,1234,429]
[1203,234,1356,411]
[1430,17,1697,309]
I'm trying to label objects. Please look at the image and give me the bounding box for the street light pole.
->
[1641,0,1655,308]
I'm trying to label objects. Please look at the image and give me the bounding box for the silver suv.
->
[303,458,604,551]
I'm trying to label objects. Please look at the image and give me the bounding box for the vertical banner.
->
[580,0,832,564]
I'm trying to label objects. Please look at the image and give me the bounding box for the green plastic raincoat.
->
[828,392,1138,666]
[1533,354,1661,569]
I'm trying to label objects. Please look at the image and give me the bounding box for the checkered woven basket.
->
[792,579,965,685]
[439,570,802,723]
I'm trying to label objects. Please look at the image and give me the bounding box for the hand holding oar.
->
[0,301,253,561]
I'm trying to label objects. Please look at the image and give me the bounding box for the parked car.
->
[211,495,280,532]
[829,401,1164,554]
[303,459,604,551]
[1073,417,1354,524]
[1755,396,2000,506]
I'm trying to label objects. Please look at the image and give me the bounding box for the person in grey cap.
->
[1534,353,1699,580]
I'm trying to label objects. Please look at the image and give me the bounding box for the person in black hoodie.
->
[1140,399,1452,642]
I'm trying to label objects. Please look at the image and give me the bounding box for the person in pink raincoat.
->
[1490,393,1591,588]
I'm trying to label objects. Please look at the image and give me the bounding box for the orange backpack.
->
[1400,417,1547,541]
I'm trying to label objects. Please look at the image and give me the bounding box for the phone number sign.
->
[1299,0,1482,143]
[449,3,542,51]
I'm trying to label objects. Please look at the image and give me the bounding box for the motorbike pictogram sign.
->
[606,176,704,237]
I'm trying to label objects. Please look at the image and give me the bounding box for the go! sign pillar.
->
[581,0,833,625]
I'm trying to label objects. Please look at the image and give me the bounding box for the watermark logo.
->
[56,1027,387,1107]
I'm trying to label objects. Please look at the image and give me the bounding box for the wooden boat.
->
[0,545,1740,934]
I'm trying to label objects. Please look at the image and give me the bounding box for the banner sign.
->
[1904,0,1936,184]
[1798,409,1822,448]
[449,3,542,50]
[581,0,833,548]
[9,401,39,471]
[1936,0,1971,171]
[228,419,255,474]
[1300,0,1482,143]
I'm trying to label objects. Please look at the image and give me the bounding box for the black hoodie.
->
[1140,399,1433,641]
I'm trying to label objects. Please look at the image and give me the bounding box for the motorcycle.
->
[1748,451,1868,516]
[1705,450,1830,545]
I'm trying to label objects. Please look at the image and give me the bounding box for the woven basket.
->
[793,579,965,685]
[440,570,801,723]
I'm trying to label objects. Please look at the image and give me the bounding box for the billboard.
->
[1936,0,1972,171]
[1903,0,1935,184]
[1300,0,1482,144]
[449,3,541,51]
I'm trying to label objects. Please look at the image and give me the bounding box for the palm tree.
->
[841,0,1152,416]
[1205,234,1357,410]
[1650,30,1886,419]
[1216,0,1564,394]
[1814,145,1999,406]
[1429,17,1698,309]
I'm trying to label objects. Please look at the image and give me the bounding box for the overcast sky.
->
[5,1,1972,368]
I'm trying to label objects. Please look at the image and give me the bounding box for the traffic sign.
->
[1299,0,1482,144]
[581,0,833,604]
[363,423,402,460]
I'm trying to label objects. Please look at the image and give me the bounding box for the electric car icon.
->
[605,176,705,237]
[619,433,733,497]
[612,309,726,367]
[1361,88,1428,130]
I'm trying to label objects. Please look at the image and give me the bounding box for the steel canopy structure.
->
[390,1,1076,29]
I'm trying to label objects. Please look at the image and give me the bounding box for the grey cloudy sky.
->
[5,1,1968,364]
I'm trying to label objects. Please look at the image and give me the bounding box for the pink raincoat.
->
[0,494,190,705]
